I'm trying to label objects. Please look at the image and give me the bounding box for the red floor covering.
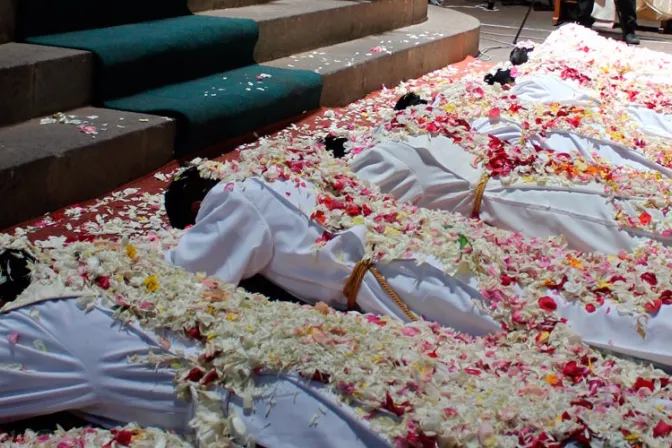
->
[3,57,491,244]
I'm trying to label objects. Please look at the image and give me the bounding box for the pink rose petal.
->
[7,332,19,344]
[402,327,420,337]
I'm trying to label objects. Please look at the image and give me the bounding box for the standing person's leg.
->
[615,0,640,43]
[576,0,596,27]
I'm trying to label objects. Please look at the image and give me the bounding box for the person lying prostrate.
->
[473,114,672,177]
[470,75,672,176]
[166,168,672,370]
[508,72,672,141]
[338,94,671,253]
[165,168,499,336]
[0,248,388,448]
[626,106,672,139]
[346,133,667,254]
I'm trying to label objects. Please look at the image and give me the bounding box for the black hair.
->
[0,249,35,305]
[509,46,533,66]
[484,68,515,86]
[394,92,428,111]
[323,134,348,159]
[164,166,219,229]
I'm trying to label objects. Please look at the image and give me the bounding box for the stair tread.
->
[264,5,479,75]
[0,107,172,170]
[263,6,480,106]
[0,42,89,68]
[203,0,368,20]
[0,107,175,228]
[202,0,427,62]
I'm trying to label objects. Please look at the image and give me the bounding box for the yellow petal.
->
[384,226,401,236]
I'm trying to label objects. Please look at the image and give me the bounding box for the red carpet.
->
[4,57,491,244]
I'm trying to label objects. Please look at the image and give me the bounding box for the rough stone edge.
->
[189,0,275,12]
[0,44,94,127]
[203,0,428,63]
[318,26,480,106]
[0,119,176,229]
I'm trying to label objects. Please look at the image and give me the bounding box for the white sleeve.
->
[0,299,193,431]
[549,290,672,372]
[349,141,423,204]
[482,186,647,254]
[228,375,388,448]
[627,106,672,139]
[512,75,600,106]
[471,117,526,145]
[0,302,96,423]
[168,182,274,285]
[350,136,481,215]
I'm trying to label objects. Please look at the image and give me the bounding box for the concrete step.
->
[202,0,428,62]
[0,43,93,127]
[0,107,175,229]
[189,0,274,12]
[264,6,480,106]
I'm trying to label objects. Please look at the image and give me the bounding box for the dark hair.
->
[484,69,515,86]
[509,47,533,66]
[394,92,428,111]
[0,249,35,305]
[323,134,348,159]
[165,166,219,229]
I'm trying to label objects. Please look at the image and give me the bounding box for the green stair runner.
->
[107,66,322,154]
[20,2,323,156]
[28,16,260,100]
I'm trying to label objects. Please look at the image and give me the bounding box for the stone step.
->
[264,6,480,106]
[189,0,274,12]
[202,0,428,62]
[0,43,93,127]
[0,107,175,229]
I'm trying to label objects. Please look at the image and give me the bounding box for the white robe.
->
[0,298,388,448]
[350,135,669,254]
[169,177,672,372]
[349,74,672,254]
[512,73,672,142]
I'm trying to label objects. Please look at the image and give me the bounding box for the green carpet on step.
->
[18,0,190,37]
[106,65,323,156]
[26,16,259,100]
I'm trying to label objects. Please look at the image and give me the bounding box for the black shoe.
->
[577,19,594,29]
[624,33,640,45]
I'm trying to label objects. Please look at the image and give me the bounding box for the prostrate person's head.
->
[484,68,515,86]
[165,166,219,230]
[323,134,348,159]
[394,92,428,111]
[0,249,36,305]
[509,46,533,66]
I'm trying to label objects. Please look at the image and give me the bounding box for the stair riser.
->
[0,115,175,229]
[0,44,92,127]
[255,0,427,62]
[318,28,479,106]
[0,0,16,44]
[204,0,427,63]
[189,0,274,12]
